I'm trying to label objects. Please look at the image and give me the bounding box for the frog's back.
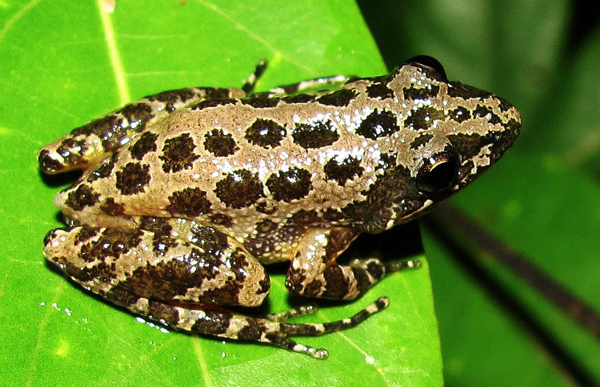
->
[55,75,409,229]
[51,61,520,262]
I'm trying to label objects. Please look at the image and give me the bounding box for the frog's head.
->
[356,56,521,233]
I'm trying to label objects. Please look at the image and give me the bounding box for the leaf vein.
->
[96,0,130,104]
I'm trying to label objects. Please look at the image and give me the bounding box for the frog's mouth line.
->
[383,198,435,230]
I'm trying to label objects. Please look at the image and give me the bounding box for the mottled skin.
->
[40,57,520,358]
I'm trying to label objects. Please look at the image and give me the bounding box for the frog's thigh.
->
[285,228,386,300]
[43,226,269,307]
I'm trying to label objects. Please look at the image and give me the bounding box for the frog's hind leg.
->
[43,225,271,309]
[43,225,389,358]
[126,296,389,359]
[39,85,246,174]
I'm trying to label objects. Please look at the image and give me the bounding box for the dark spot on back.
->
[403,85,439,100]
[474,105,501,124]
[116,162,151,195]
[100,198,125,216]
[203,129,239,157]
[159,133,199,173]
[405,107,445,130]
[324,156,364,186]
[410,133,434,149]
[283,94,315,104]
[191,98,237,110]
[241,97,280,108]
[316,89,357,107]
[376,152,397,172]
[450,107,471,123]
[255,201,277,214]
[245,119,286,148]
[356,110,400,139]
[266,167,312,202]
[448,82,493,99]
[292,120,339,149]
[166,187,212,216]
[65,184,99,211]
[130,131,158,160]
[366,82,394,99]
[215,170,264,208]
[448,133,488,160]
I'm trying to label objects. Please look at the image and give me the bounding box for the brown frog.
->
[39,56,520,358]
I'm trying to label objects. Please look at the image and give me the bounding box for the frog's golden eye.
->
[417,152,458,193]
[405,55,448,81]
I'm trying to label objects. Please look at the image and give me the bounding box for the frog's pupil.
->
[417,154,458,193]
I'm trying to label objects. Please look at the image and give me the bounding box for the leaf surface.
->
[0,1,442,386]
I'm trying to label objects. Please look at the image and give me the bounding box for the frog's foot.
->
[121,296,389,359]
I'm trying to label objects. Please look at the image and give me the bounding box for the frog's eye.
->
[417,152,458,193]
[405,55,448,81]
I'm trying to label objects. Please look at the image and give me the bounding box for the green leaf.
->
[424,151,600,385]
[0,1,441,386]
[360,0,600,385]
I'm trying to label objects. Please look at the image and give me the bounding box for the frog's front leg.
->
[39,86,246,174]
[286,227,387,300]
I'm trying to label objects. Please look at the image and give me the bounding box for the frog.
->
[39,56,520,359]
